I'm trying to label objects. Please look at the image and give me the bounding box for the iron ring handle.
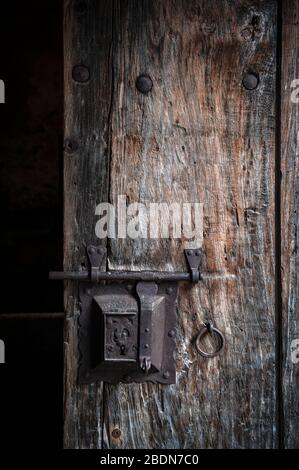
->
[195,322,225,358]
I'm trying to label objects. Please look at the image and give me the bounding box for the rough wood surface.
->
[63,0,113,448]
[104,0,277,449]
[281,0,299,450]
[64,0,277,449]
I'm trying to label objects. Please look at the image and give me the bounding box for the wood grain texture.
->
[63,0,112,448]
[281,0,299,449]
[104,0,277,449]
[64,0,278,449]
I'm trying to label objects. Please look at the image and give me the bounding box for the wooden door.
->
[63,0,299,449]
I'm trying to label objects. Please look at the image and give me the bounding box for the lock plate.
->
[97,293,138,362]
[49,244,202,384]
[78,282,177,384]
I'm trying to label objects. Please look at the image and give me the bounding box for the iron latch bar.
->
[49,246,202,284]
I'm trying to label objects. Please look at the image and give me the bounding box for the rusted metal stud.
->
[73,0,87,14]
[242,72,259,90]
[111,428,121,439]
[136,74,153,94]
[72,64,90,83]
[64,138,78,154]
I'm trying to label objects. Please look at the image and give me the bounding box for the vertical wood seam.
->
[103,0,116,450]
[275,0,284,450]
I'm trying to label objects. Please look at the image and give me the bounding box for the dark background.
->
[0,1,63,448]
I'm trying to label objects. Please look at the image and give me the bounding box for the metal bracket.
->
[136,282,159,373]
[184,248,202,283]
[86,245,106,282]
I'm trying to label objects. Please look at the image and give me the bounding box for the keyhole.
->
[121,329,129,339]
[120,345,126,355]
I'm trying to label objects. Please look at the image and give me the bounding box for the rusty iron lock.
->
[50,247,203,384]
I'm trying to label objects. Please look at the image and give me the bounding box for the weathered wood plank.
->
[281,0,299,450]
[63,0,112,448]
[104,0,277,449]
